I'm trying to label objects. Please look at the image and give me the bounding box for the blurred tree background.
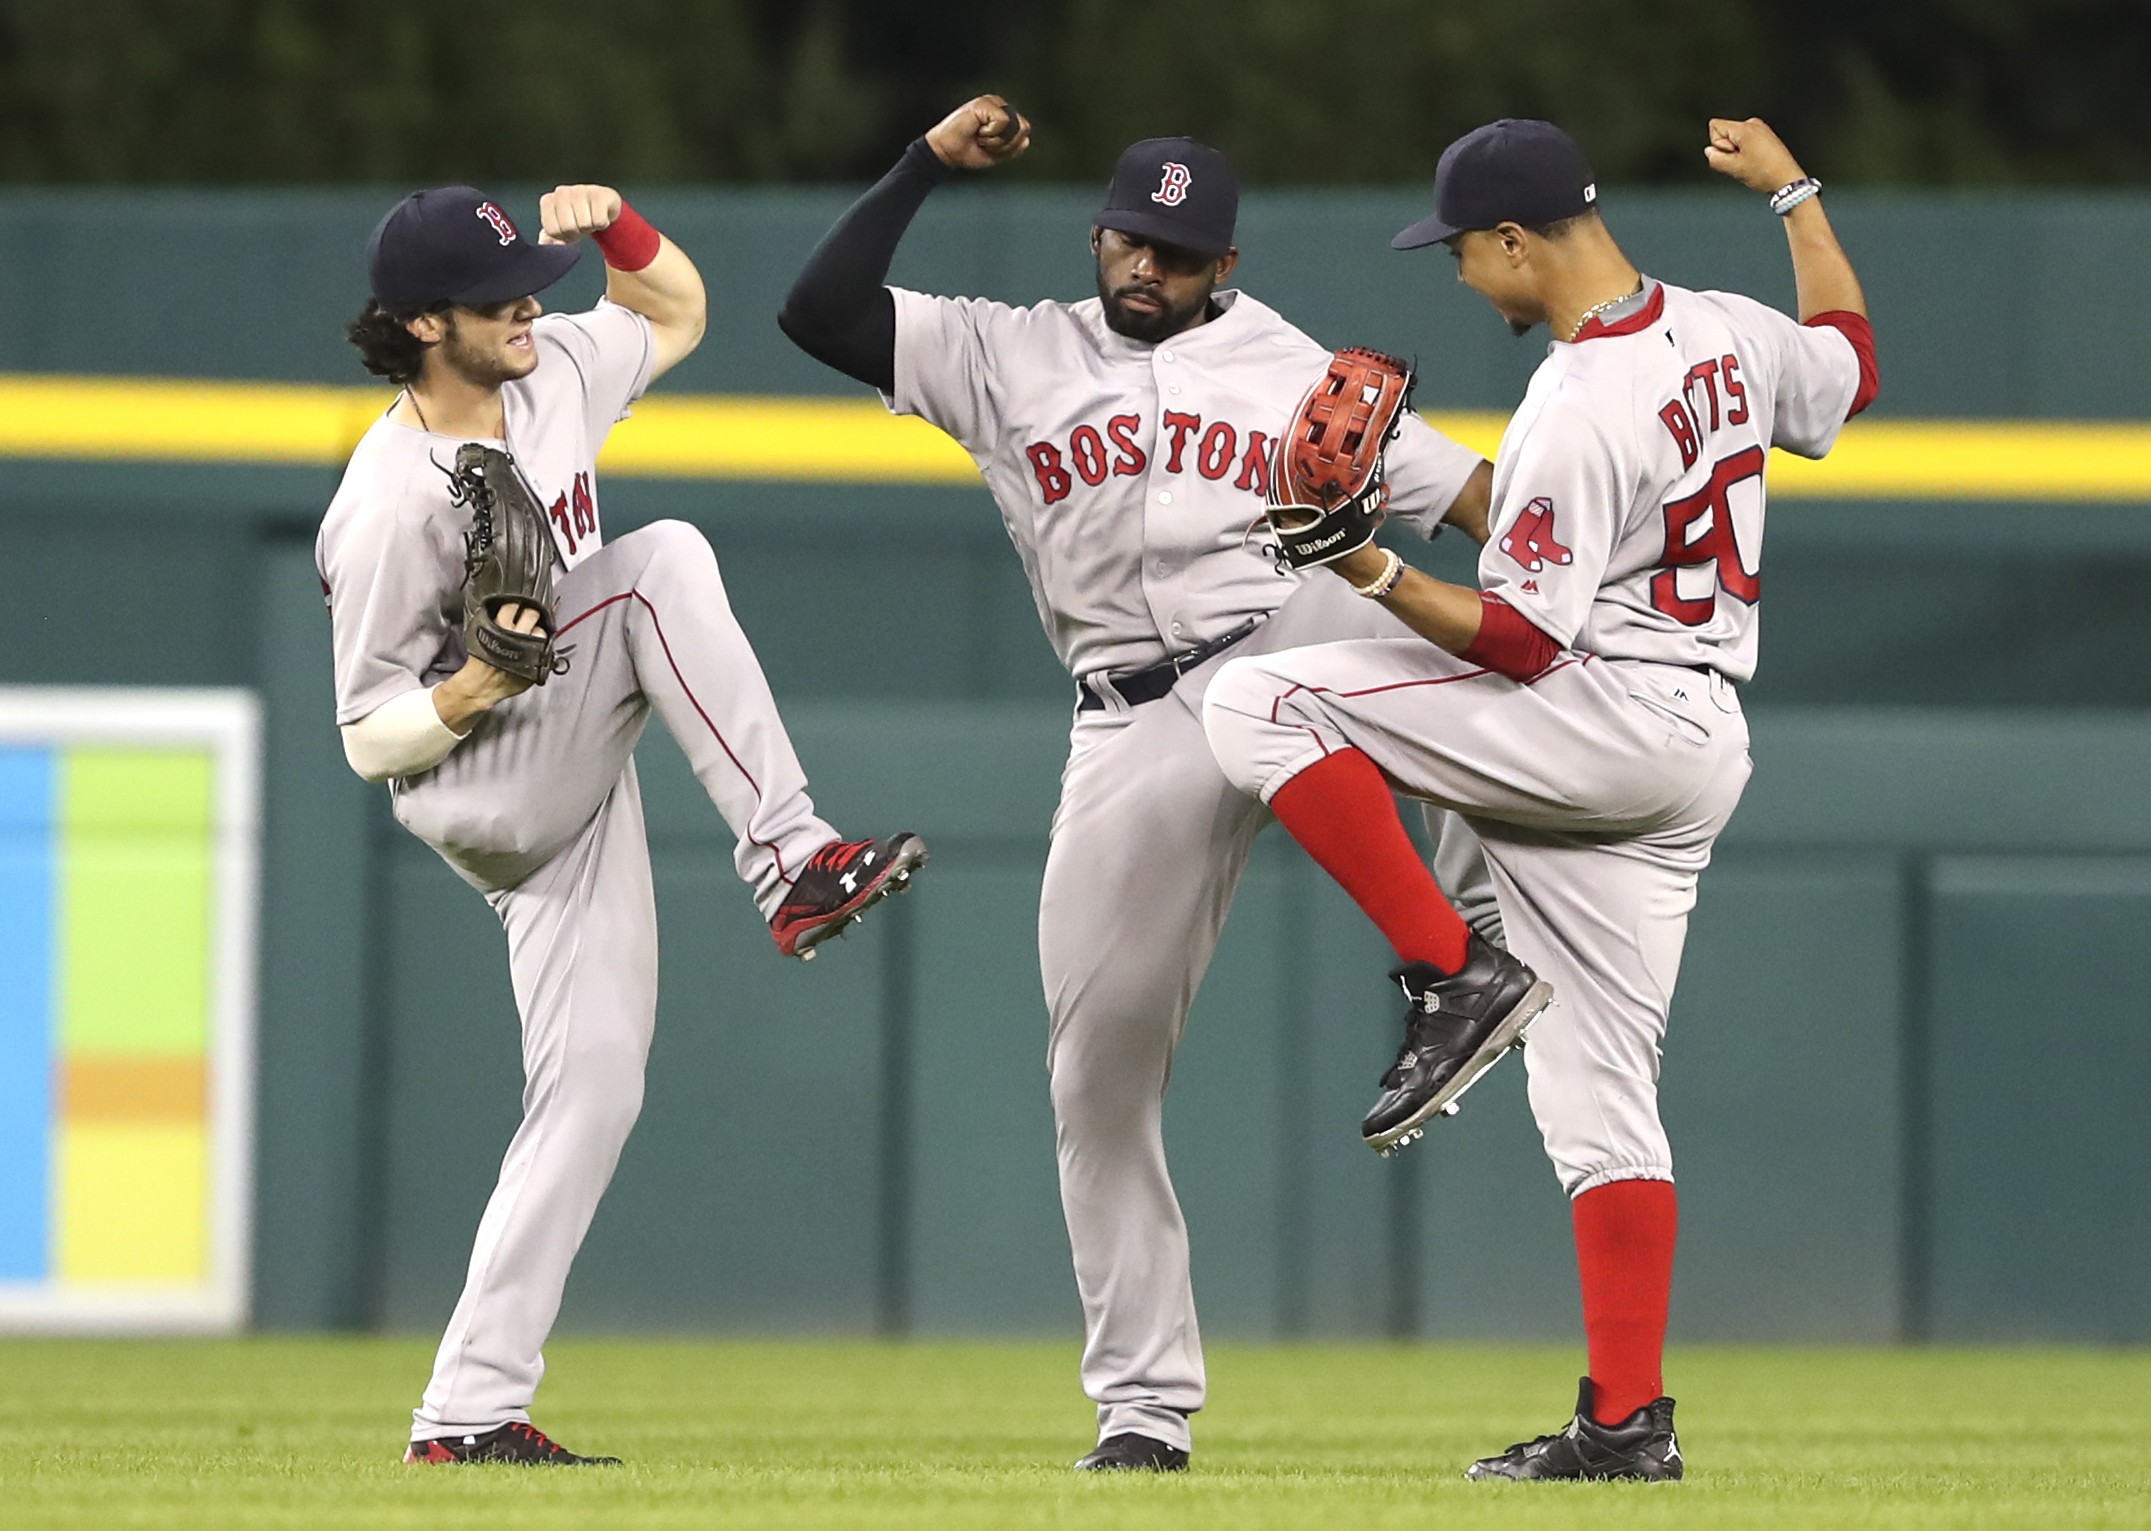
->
[0,0,2142,184]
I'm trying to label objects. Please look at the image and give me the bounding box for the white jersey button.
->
[1168,384,1181,395]
[1158,491,1174,505]
[1160,350,1176,362]
[1171,621,1185,636]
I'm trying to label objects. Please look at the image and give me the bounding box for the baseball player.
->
[1202,116,1878,1479]
[320,184,927,1464]
[780,98,1495,1470]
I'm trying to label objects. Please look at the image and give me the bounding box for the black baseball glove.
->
[1264,347,1418,569]
[451,443,562,686]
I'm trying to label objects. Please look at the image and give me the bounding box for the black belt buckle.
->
[1076,618,1262,713]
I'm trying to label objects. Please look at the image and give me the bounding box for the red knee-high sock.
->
[1572,1178,1679,1423]
[1268,748,1471,973]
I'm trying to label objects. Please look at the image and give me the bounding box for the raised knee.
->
[1200,655,1276,724]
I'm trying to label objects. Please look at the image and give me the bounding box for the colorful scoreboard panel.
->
[0,690,258,1331]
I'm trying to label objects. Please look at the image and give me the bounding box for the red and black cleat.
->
[770,832,930,959]
[404,1421,620,1466]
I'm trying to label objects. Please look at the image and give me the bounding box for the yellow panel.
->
[54,1122,207,1283]
[4,373,2151,501]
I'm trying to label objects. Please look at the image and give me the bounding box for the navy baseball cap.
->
[1095,138,1239,259]
[1392,119,1598,248]
[367,186,583,315]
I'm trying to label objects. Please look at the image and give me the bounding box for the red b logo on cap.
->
[474,202,519,246]
[1152,163,1192,206]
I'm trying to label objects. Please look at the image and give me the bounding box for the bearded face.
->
[1092,227,1233,343]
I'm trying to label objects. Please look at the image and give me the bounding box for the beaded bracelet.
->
[1352,547,1406,599]
[1769,176,1822,216]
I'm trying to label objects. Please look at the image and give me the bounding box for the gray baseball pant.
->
[391,520,837,1440]
[1201,640,1752,1196]
[1041,576,1409,1451]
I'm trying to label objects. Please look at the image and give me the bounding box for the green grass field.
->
[5,1338,2150,1529]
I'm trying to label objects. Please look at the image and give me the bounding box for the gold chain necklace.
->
[1566,282,1645,341]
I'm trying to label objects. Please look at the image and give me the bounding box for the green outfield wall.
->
[3,187,2149,1345]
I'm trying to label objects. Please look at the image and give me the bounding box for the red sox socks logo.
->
[1152,163,1192,206]
[1500,497,1573,573]
[474,201,519,246]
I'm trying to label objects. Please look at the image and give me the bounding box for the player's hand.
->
[445,603,545,709]
[925,95,1032,171]
[1704,118,1807,194]
[538,185,625,245]
[1330,533,1393,591]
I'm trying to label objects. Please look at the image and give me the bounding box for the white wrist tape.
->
[340,686,468,782]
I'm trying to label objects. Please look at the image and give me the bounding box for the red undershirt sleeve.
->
[1460,592,1561,682]
[1804,310,1879,419]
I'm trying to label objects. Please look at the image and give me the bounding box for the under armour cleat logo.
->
[840,871,858,894]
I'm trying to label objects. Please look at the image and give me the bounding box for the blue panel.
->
[0,746,56,1280]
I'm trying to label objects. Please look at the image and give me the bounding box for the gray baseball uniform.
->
[1203,278,1863,1194]
[889,285,1481,1447]
[318,301,839,1440]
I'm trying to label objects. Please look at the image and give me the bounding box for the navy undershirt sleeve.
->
[778,138,955,394]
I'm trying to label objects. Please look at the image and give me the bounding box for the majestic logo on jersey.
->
[474,201,520,246]
[1500,497,1574,573]
[1025,412,1273,507]
[1152,163,1192,206]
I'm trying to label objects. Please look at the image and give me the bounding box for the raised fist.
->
[1704,118,1807,194]
[538,185,625,244]
[926,95,1032,172]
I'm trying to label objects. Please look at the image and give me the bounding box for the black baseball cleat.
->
[1466,1377,1683,1481]
[1362,933,1553,1154]
[404,1421,621,1465]
[770,832,929,960]
[1073,1432,1190,1471]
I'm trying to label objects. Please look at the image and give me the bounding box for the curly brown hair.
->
[345,300,441,385]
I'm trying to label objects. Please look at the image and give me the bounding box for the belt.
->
[1075,619,1263,712]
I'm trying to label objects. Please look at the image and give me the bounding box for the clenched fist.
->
[926,95,1032,171]
[1704,118,1806,194]
[538,184,625,244]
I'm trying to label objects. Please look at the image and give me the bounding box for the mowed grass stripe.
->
[2,373,2148,500]
[4,1338,2149,1529]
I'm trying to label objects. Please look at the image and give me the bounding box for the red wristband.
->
[593,202,662,272]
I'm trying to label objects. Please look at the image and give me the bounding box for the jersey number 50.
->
[1650,446,1764,625]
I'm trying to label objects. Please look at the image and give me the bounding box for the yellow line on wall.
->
[1,373,2147,501]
